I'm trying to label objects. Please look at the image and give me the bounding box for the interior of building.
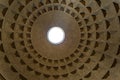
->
[0,0,120,80]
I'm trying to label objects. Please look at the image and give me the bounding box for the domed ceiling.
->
[0,0,120,80]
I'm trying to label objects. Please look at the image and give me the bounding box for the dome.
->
[0,0,120,80]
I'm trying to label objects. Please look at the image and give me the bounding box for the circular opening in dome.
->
[47,27,65,45]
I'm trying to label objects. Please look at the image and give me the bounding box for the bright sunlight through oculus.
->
[47,27,65,45]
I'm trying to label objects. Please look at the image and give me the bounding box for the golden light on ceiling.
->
[0,0,120,80]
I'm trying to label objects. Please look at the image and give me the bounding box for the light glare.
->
[47,27,65,44]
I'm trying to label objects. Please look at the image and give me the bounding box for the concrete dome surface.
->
[0,0,120,80]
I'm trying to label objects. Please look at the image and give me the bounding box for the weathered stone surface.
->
[0,0,120,80]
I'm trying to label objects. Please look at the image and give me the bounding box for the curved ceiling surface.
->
[0,0,120,80]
